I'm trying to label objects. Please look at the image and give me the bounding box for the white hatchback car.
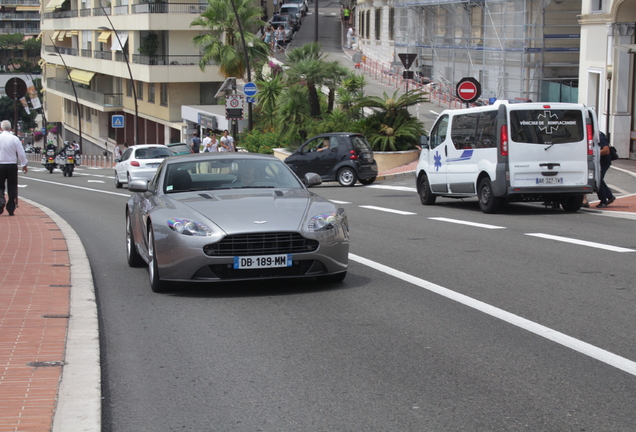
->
[115,144,173,188]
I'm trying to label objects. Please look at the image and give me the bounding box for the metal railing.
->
[132,54,214,66]
[46,78,123,107]
[44,2,208,19]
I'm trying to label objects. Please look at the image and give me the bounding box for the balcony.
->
[132,54,214,66]
[43,2,208,19]
[46,78,123,108]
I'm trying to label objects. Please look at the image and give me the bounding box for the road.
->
[19,160,636,431]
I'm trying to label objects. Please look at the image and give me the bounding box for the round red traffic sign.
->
[455,78,481,103]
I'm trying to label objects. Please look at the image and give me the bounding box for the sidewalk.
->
[0,198,100,432]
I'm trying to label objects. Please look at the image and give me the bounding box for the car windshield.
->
[168,144,191,154]
[164,158,304,193]
[135,147,173,159]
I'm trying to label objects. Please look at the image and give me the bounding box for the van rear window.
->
[510,110,583,145]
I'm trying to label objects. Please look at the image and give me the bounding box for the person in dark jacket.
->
[596,131,616,208]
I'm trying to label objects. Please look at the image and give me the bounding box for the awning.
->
[69,30,79,36]
[57,30,66,41]
[16,6,41,11]
[36,31,44,40]
[44,0,65,12]
[111,32,129,52]
[69,69,96,86]
[98,31,111,43]
[51,30,60,40]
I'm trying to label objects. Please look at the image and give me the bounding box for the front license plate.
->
[536,177,563,184]
[234,254,292,269]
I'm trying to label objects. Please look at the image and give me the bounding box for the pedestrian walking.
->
[114,143,122,162]
[343,5,351,25]
[346,26,355,49]
[596,131,616,208]
[220,130,235,152]
[0,120,28,216]
[202,132,212,152]
[191,131,201,153]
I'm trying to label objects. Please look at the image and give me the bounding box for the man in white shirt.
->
[220,130,235,152]
[202,132,212,152]
[346,26,355,49]
[0,120,28,216]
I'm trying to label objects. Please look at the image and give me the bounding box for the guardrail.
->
[27,153,116,169]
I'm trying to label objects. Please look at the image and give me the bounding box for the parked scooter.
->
[41,142,57,173]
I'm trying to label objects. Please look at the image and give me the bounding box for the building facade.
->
[40,0,273,156]
[578,0,635,160]
[1,0,40,37]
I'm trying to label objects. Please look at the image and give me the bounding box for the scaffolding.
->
[393,0,581,102]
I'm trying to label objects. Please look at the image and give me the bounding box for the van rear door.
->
[506,104,588,189]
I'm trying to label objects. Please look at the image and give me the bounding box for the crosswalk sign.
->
[112,115,125,128]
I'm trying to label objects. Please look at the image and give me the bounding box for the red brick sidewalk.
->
[0,201,70,432]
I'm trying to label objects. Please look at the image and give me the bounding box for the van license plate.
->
[234,254,292,269]
[536,177,563,184]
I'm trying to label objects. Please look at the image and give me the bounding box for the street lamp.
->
[48,37,82,151]
[99,3,139,145]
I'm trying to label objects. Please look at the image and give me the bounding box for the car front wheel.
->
[126,211,145,267]
[338,167,357,187]
[418,174,436,205]
[148,226,171,293]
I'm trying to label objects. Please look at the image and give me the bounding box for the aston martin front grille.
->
[203,232,319,256]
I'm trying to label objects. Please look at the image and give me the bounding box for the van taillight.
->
[349,150,358,160]
[543,105,551,109]
[586,124,594,155]
[500,125,508,156]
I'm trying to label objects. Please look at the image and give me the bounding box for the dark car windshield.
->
[135,147,173,159]
[164,158,303,193]
[509,109,584,145]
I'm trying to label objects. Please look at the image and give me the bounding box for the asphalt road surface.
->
[19,160,636,431]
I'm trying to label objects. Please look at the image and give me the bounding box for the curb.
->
[22,198,102,432]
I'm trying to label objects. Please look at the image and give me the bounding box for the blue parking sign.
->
[112,115,125,128]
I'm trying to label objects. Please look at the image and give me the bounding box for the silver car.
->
[115,144,173,188]
[125,153,350,293]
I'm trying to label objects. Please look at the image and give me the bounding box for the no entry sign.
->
[455,77,481,104]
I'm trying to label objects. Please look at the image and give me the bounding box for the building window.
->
[148,83,155,103]
[86,106,91,122]
[66,99,71,113]
[375,9,381,41]
[365,10,370,39]
[137,81,143,100]
[591,0,603,12]
[160,83,168,106]
[127,79,132,97]
[388,7,394,41]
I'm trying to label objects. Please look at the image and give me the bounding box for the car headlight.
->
[167,218,213,236]
[308,212,341,232]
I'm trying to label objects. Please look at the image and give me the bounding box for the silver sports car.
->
[125,153,350,293]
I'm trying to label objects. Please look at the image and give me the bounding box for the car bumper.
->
[154,228,350,282]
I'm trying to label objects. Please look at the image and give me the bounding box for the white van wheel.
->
[561,195,583,213]
[478,178,502,213]
[419,175,436,205]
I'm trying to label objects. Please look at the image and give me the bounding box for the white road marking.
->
[429,110,439,116]
[87,180,105,183]
[525,233,636,253]
[349,253,636,376]
[359,205,416,215]
[429,217,506,230]
[18,184,27,188]
[367,185,417,193]
[24,177,129,197]
[330,200,351,204]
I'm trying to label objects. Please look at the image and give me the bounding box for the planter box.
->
[273,148,419,174]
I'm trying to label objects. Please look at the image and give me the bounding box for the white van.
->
[416,101,601,213]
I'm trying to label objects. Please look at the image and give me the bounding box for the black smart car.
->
[284,133,378,187]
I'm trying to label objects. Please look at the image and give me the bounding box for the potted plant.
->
[138,33,159,65]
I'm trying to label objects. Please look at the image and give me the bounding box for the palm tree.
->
[322,61,350,114]
[276,85,311,144]
[366,111,424,151]
[355,89,428,122]
[255,73,284,128]
[191,0,270,79]
[286,42,329,119]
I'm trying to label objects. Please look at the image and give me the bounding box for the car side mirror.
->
[303,172,322,187]
[128,179,149,192]
[420,135,430,149]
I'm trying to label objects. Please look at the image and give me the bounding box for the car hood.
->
[170,189,314,233]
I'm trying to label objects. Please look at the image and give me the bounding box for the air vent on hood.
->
[199,193,214,199]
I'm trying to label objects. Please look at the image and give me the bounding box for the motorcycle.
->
[60,148,76,177]
[41,148,57,173]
